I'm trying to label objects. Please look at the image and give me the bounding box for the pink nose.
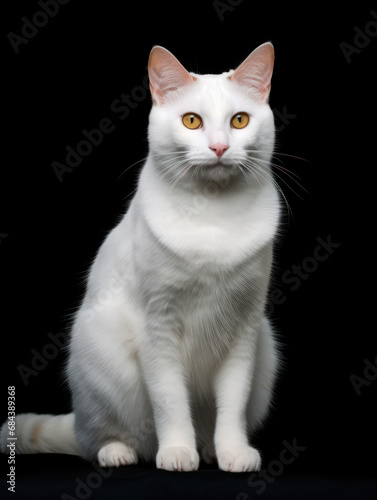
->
[209,143,229,158]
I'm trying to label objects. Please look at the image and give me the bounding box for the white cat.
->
[1,42,281,472]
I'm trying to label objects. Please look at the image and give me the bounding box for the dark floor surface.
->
[1,455,377,500]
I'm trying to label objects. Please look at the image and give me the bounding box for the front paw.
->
[156,446,199,471]
[217,445,261,472]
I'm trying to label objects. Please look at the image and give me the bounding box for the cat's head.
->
[147,43,275,186]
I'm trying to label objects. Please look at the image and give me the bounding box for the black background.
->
[1,1,377,498]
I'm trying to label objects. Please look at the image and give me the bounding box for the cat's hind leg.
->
[247,316,280,434]
[68,301,158,465]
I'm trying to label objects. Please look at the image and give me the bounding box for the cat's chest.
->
[176,270,244,366]
[174,261,267,380]
[139,180,280,267]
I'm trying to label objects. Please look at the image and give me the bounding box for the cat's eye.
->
[182,113,202,130]
[231,112,249,129]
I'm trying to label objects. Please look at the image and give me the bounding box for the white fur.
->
[0,44,281,472]
[0,413,79,455]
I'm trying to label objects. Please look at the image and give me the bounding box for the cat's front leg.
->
[214,332,261,472]
[139,318,199,471]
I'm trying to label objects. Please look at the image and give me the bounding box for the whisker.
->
[237,162,261,187]
[170,162,194,190]
[250,157,308,196]
[154,152,189,157]
[241,159,293,220]
[159,158,190,182]
[249,155,302,179]
[249,156,308,198]
[116,157,147,182]
[244,149,309,164]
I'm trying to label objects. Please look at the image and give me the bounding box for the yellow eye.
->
[182,113,202,129]
[231,112,249,129]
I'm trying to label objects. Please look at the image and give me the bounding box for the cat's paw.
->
[217,445,261,472]
[97,441,138,468]
[156,446,199,471]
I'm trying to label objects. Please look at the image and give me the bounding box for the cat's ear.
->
[229,42,275,103]
[148,46,196,105]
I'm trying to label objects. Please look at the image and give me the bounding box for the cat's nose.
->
[209,143,229,158]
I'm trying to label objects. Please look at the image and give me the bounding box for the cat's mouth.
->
[202,157,232,168]
[196,158,240,182]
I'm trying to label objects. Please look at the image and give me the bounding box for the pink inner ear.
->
[229,42,275,103]
[148,46,196,105]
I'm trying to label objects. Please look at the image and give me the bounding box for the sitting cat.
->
[1,42,281,472]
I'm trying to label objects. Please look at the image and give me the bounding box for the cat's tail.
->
[0,413,81,456]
